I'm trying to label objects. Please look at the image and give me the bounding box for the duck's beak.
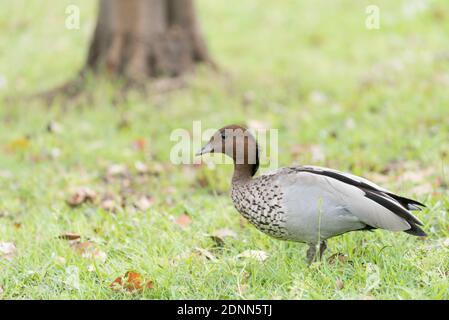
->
[196,142,213,156]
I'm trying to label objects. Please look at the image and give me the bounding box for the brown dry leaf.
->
[213,228,237,239]
[107,164,128,177]
[111,271,154,292]
[236,250,269,262]
[71,241,107,263]
[47,121,63,134]
[83,249,107,263]
[55,256,66,265]
[133,138,146,151]
[148,162,164,175]
[336,279,345,290]
[0,243,16,260]
[0,242,17,260]
[175,213,192,228]
[58,233,81,241]
[5,137,30,153]
[194,248,216,261]
[134,195,154,211]
[163,186,177,194]
[71,241,94,253]
[211,228,237,246]
[66,187,97,207]
[134,161,149,174]
[328,253,349,264]
[100,196,117,212]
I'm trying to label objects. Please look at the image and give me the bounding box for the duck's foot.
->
[306,241,327,265]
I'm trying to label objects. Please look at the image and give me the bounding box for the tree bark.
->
[85,0,212,80]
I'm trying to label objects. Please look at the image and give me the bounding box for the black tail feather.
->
[385,193,426,210]
[405,223,427,237]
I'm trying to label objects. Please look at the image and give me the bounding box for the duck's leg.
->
[306,244,317,265]
[318,240,327,260]
[306,241,327,265]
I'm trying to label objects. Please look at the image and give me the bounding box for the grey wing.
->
[279,171,422,238]
[300,165,426,211]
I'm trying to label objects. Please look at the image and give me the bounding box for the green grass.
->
[0,0,448,299]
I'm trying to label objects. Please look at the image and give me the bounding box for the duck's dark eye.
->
[220,132,226,140]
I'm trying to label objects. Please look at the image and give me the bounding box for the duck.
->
[196,124,427,264]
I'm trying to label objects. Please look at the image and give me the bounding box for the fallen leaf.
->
[175,214,192,228]
[148,162,164,175]
[213,228,237,239]
[83,249,107,263]
[58,233,81,241]
[47,121,63,134]
[134,195,154,211]
[100,197,117,212]
[211,228,237,246]
[71,241,94,253]
[107,163,128,176]
[66,187,97,207]
[328,253,349,264]
[55,256,66,265]
[336,279,345,290]
[111,271,153,292]
[194,248,216,261]
[134,161,149,174]
[134,138,146,151]
[49,148,61,159]
[6,137,30,153]
[0,242,17,260]
[236,250,269,262]
[163,186,177,194]
[70,241,107,263]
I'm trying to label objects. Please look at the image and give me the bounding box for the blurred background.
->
[0,0,448,299]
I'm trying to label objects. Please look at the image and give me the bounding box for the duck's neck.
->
[232,163,256,184]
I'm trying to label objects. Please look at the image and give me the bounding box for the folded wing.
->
[286,166,426,236]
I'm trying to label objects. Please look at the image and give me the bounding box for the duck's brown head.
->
[196,125,259,178]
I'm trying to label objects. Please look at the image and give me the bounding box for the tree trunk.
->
[85,0,212,81]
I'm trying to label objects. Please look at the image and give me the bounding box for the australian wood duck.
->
[197,125,427,264]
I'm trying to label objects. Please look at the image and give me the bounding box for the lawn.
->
[0,0,448,299]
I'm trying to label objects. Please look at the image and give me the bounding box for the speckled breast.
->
[231,175,289,240]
